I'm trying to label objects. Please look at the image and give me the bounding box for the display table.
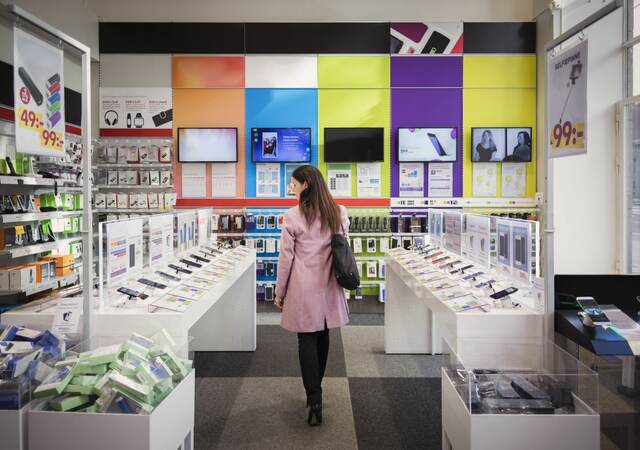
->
[2,249,257,353]
[556,306,639,392]
[385,256,543,354]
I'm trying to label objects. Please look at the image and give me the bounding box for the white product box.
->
[139,194,149,209]
[160,171,172,187]
[129,194,140,209]
[0,270,11,290]
[10,266,36,290]
[126,170,138,185]
[106,146,118,163]
[117,171,128,185]
[147,146,160,163]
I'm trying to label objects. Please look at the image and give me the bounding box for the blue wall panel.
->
[245,88,319,197]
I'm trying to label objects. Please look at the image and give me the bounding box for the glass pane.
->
[636,1,640,37]
[631,103,640,273]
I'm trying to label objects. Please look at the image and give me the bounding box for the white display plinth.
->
[384,258,543,354]
[2,251,257,353]
[0,403,30,450]
[441,369,599,450]
[28,370,195,450]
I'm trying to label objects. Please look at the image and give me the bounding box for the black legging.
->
[297,321,329,406]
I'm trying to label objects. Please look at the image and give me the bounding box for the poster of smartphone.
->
[511,223,531,283]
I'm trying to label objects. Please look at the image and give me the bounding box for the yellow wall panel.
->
[318,89,391,197]
[463,88,537,197]
[318,56,390,89]
[463,55,536,89]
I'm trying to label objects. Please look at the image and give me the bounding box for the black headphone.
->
[104,110,118,126]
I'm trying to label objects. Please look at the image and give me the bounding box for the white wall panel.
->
[245,55,317,88]
[553,8,623,274]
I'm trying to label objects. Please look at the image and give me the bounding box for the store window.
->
[629,1,640,272]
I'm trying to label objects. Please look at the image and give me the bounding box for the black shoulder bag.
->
[331,225,360,290]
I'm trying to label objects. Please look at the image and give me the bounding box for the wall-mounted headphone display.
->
[104,110,118,126]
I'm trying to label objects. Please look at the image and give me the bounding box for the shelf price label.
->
[550,120,584,150]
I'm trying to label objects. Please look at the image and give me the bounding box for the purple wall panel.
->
[391,87,463,197]
[391,56,462,88]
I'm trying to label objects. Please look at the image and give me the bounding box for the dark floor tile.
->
[347,313,384,326]
[347,296,385,314]
[194,325,347,378]
[194,377,244,449]
[257,301,277,313]
[349,377,441,450]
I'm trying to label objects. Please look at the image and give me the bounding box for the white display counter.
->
[2,249,257,353]
[384,254,543,354]
[28,370,195,450]
[0,403,29,450]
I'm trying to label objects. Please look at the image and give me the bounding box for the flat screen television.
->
[471,127,506,163]
[251,128,312,163]
[324,128,384,163]
[398,127,457,162]
[178,128,238,162]
[505,127,532,162]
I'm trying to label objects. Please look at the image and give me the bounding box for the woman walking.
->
[274,165,350,426]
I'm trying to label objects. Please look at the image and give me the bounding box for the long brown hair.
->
[292,165,341,233]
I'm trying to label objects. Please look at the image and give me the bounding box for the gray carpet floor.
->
[193,315,639,450]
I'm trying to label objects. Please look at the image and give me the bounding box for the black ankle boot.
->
[307,403,322,426]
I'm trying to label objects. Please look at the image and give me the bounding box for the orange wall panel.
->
[172,56,245,88]
[172,89,245,198]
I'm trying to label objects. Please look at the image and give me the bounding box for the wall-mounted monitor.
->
[471,127,506,163]
[505,127,532,162]
[178,128,238,162]
[398,127,457,162]
[324,127,384,163]
[251,128,312,163]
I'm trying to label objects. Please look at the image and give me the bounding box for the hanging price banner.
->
[13,27,65,156]
[547,40,588,158]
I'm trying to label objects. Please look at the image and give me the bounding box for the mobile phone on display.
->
[169,264,192,274]
[190,254,210,263]
[451,264,474,274]
[156,271,180,282]
[138,278,167,289]
[432,256,450,265]
[474,279,495,289]
[490,287,518,300]
[117,287,148,300]
[576,297,610,325]
[180,258,202,268]
[462,271,483,280]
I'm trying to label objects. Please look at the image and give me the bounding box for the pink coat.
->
[276,205,350,333]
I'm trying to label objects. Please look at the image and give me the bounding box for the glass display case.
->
[443,338,598,416]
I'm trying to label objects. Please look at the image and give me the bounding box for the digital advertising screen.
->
[251,128,312,163]
[398,127,457,162]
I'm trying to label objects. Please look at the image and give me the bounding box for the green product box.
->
[49,394,91,412]
[73,193,83,210]
[64,384,95,395]
[71,375,98,386]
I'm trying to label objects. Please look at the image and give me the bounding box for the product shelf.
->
[0,236,82,258]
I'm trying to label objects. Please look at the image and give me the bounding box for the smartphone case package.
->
[107,171,119,185]
[94,193,106,209]
[352,238,363,254]
[265,238,276,253]
[117,171,128,185]
[106,193,118,209]
[140,171,150,185]
[160,171,172,187]
[150,171,161,185]
[127,146,139,163]
[106,146,118,163]
[112,193,127,210]
[117,147,129,164]
[367,238,377,253]
[126,170,138,185]
[148,193,159,209]
[139,194,149,209]
[159,146,171,163]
